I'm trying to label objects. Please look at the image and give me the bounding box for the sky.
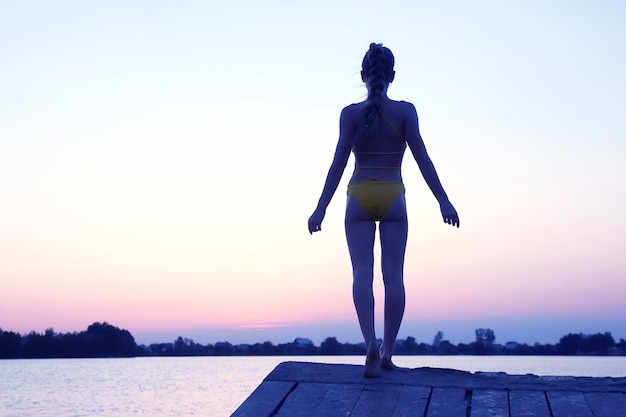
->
[1,1,625,347]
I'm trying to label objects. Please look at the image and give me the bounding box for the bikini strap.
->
[353,150,403,155]
[353,170,398,181]
[379,110,405,140]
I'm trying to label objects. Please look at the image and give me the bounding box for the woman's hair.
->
[353,43,395,145]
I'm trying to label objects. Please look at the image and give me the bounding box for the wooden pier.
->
[231,361,626,416]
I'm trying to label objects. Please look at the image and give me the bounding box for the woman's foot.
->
[379,347,397,370]
[363,348,382,378]
[380,356,397,370]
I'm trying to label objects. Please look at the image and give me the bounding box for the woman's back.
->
[348,99,412,183]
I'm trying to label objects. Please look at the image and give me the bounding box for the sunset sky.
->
[2,1,625,347]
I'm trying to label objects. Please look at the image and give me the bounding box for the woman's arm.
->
[308,107,354,234]
[404,103,460,227]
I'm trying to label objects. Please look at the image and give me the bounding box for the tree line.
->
[0,322,136,359]
[1,323,624,359]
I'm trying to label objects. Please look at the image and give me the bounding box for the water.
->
[1,355,625,417]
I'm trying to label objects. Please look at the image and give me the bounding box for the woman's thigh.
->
[379,195,408,274]
[345,196,376,271]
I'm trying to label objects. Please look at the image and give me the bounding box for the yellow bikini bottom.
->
[347,181,405,221]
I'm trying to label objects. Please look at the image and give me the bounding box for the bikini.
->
[347,111,406,221]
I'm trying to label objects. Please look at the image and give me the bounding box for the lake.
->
[2,355,625,417]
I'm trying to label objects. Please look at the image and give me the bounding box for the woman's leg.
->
[345,195,379,376]
[378,195,408,368]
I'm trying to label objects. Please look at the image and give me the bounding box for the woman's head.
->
[354,43,395,144]
[361,43,395,90]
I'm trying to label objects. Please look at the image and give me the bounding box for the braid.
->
[353,43,395,145]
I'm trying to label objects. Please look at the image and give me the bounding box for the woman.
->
[308,43,459,378]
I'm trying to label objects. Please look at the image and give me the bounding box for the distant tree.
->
[274,342,291,355]
[432,331,444,348]
[532,343,557,355]
[174,337,203,356]
[174,337,186,355]
[244,342,278,356]
[261,341,275,355]
[471,328,496,354]
[135,344,152,356]
[247,343,263,355]
[558,333,583,355]
[456,343,473,355]
[214,341,233,355]
[342,342,364,355]
[21,328,61,358]
[559,332,615,355]
[319,337,342,355]
[85,322,137,357]
[403,336,419,354]
[0,329,22,359]
[475,328,495,347]
[437,340,457,355]
[417,342,432,354]
[587,332,615,354]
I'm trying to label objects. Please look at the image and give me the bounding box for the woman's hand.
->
[440,200,460,228]
[308,208,326,234]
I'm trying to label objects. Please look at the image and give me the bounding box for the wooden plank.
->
[392,385,431,417]
[274,382,330,416]
[509,390,551,417]
[316,383,365,416]
[276,383,363,417]
[426,387,468,417]
[470,389,509,417]
[350,383,403,417]
[230,380,296,417]
[547,391,594,417]
[584,392,626,417]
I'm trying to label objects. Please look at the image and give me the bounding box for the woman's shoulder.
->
[341,99,416,119]
[340,102,367,121]
[390,99,416,111]
[384,100,417,121]
[342,101,366,112]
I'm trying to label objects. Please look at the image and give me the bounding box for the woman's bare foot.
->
[380,356,397,370]
[363,348,382,378]
[379,347,397,370]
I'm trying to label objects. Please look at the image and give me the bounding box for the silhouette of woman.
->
[308,43,459,377]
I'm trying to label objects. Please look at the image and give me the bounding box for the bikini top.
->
[352,111,406,181]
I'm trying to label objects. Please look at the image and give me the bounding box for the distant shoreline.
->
[1,322,624,359]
